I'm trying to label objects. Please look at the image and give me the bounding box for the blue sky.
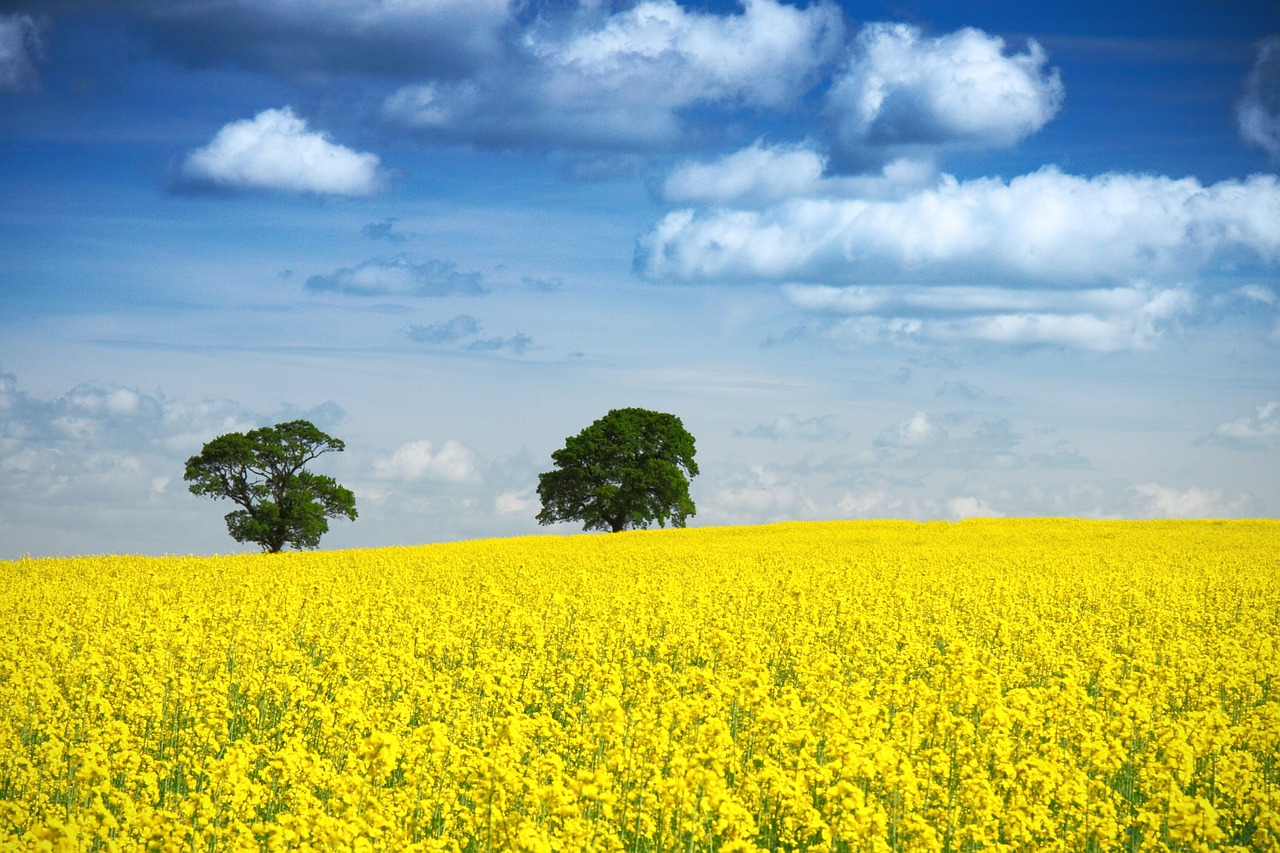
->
[1,0,1278,557]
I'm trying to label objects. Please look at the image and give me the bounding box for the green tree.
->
[536,407,699,533]
[183,420,357,553]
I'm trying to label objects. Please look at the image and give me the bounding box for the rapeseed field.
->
[1,519,1277,852]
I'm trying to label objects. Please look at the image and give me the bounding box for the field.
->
[1,519,1277,852]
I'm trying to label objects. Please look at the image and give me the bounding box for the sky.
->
[1,0,1278,558]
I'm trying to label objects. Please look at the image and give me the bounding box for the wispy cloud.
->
[362,218,408,243]
[0,13,45,93]
[1238,35,1280,164]
[178,107,383,196]
[863,410,1086,471]
[407,314,532,355]
[740,413,848,443]
[407,315,482,344]
[307,256,485,297]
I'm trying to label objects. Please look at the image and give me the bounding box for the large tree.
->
[184,420,357,553]
[537,407,699,533]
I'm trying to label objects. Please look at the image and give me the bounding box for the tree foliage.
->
[536,408,698,533]
[183,420,356,552]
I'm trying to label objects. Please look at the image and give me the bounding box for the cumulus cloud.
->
[0,13,44,93]
[179,108,383,196]
[639,167,1280,350]
[662,141,936,206]
[372,439,478,483]
[824,23,1063,168]
[1238,35,1280,163]
[641,169,1280,285]
[1201,401,1280,448]
[307,256,485,297]
[382,0,843,150]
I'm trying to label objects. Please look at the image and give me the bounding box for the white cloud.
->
[533,0,840,108]
[494,488,539,517]
[824,23,1063,166]
[0,13,44,93]
[701,464,819,525]
[180,108,383,196]
[790,284,1192,352]
[662,141,936,206]
[1233,284,1277,306]
[641,169,1280,284]
[372,439,478,483]
[383,0,843,149]
[664,141,827,206]
[639,167,1280,349]
[946,496,1002,519]
[874,411,939,448]
[0,373,352,556]
[1134,484,1255,518]
[836,490,890,515]
[1203,402,1280,448]
[1238,35,1280,163]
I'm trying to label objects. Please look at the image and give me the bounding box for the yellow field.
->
[1,520,1277,852]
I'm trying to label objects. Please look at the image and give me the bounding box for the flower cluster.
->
[1,519,1277,851]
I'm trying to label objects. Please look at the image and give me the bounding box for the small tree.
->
[537,407,698,533]
[184,420,357,552]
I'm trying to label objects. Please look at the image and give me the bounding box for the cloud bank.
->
[180,108,383,196]
[639,167,1280,350]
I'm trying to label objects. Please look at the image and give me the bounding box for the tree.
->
[536,407,699,533]
[184,420,357,553]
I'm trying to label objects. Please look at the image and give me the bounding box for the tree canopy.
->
[183,420,356,552]
[536,407,698,533]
